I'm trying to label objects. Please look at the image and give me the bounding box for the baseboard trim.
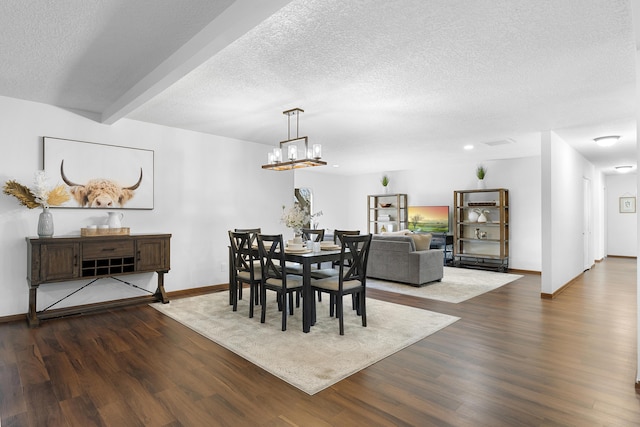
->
[508,268,541,275]
[540,271,583,299]
[0,284,231,325]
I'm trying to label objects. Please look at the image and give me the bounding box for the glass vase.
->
[37,206,54,238]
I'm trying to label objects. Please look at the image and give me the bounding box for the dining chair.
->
[234,228,261,304]
[301,228,325,301]
[311,234,372,335]
[257,233,303,331]
[285,228,325,275]
[228,230,262,318]
[332,229,360,268]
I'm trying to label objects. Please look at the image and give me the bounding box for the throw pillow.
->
[380,230,412,236]
[411,233,432,251]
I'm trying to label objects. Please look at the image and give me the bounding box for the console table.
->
[26,233,171,327]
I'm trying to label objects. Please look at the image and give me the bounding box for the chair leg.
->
[361,292,367,327]
[231,279,237,311]
[329,294,335,317]
[281,292,287,331]
[336,293,344,335]
[288,292,294,315]
[260,286,267,324]
[249,282,255,318]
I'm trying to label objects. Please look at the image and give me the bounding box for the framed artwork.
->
[407,206,450,233]
[619,196,636,213]
[43,137,154,209]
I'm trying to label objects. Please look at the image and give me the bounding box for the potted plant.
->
[476,165,487,189]
[381,175,390,194]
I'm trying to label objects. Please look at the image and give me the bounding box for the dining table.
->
[228,244,346,333]
[284,247,346,332]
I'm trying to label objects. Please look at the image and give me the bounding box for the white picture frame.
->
[619,196,636,213]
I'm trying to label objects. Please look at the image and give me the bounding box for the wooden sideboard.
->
[26,233,171,327]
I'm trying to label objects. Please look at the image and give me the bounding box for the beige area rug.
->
[367,266,523,303]
[151,291,459,395]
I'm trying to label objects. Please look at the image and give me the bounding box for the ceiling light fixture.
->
[615,165,634,173]
[262,108,326,171]
[594,135,620,147]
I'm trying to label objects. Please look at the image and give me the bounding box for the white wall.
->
[0,95,293,317]
[605,173,637,256]
[541,131,597,295]
[294,169,353,234]
[298,155,542,272]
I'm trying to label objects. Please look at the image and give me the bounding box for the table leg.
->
[155,271,170,304]
[27,286,40,327]
[303,260,313,333]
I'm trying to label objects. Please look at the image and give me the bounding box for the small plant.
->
[476,165,487,180]
[381,175,390,187]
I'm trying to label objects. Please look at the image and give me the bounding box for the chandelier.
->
[262,108,326,171]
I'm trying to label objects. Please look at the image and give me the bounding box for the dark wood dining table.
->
[228,245,345,333]
[284,248,344,332]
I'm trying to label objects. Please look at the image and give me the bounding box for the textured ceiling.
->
[0,0,636,175]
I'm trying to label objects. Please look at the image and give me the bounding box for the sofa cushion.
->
[372,235,416,251]
[410,233,432,251]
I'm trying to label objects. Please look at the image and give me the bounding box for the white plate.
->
[285,248,312,254]
[320,245,341,251]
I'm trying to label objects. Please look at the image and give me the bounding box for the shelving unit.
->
[453,188,509,271]
[367,193,408,234]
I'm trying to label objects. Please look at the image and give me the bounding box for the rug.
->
[367,266,523,303]
[151,291,459,395]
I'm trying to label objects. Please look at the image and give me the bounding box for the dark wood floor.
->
[1,257,638,426]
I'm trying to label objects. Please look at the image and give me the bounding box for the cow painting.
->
[60,160,143,208]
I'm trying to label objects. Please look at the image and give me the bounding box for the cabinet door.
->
[136,238,170,272]
[41,242,80,282]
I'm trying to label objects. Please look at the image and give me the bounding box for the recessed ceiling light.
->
[594,135,620,147]
[615,165,634,173]
[464,145,474,150]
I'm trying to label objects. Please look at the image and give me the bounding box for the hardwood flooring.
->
[0,257,638,426]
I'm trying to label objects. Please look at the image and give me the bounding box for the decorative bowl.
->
[379,203,392,208]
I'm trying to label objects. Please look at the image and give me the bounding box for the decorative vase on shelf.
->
[477,179,486,189]
[468,210,479,223]
[37,206,54,238]
[478,212,488,223]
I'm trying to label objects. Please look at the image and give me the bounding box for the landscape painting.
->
[407,206,449,233]
[43,137,154,209]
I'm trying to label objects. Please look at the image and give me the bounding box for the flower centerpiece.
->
[3,171,70,237]
[281,204,322,242]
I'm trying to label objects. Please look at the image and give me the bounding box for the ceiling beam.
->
[101,0,293,125]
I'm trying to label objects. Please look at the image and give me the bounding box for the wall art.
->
[43,137,154,209]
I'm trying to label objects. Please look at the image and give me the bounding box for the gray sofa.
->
[366,234,444,286]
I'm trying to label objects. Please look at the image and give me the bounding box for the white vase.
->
[478,212,487,223]
[468,210,479,222]
[477,179,486,189]
[37,206,54,238]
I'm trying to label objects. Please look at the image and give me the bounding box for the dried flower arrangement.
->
[3,171,70,209]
